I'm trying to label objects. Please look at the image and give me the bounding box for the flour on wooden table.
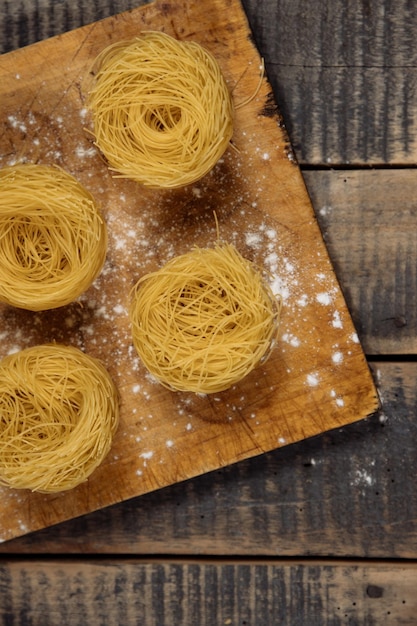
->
[0,104,366,506]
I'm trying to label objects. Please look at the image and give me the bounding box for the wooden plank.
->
[0,0,377,543]
[0,361,415,559]
[303,169,417,355]
[0,558,416,625]
[2,0,417,166]
[241,0,417,165]
[0,0,147,54]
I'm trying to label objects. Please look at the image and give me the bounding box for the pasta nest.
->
[0,344,119,493]
[0,164,107,311]
[87,31,234,188]
[130,243,281,393]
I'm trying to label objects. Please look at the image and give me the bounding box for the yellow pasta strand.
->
[0,164,107,311]
[130,243,281,394]
[0,344,119,493]
[86,31,234,188]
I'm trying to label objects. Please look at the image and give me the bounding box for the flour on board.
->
[0,103,367,512]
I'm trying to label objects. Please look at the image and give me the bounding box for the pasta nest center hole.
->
[148,105,183,132]
[10,214,71,275]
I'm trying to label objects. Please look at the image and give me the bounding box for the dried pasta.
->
[130,242,281,393]
[0,344,119,493]
[0,164,107,311]
[86,31,234,188]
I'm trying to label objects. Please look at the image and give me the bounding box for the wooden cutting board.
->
[0,0,379,543]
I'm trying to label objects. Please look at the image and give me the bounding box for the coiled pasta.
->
[0,344,119,493]
[87,31,234,188]
[130,242,280,393]
[0,164,107,311]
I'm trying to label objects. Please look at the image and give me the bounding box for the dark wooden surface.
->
[1,1,416,624]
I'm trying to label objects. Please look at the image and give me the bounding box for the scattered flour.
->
[307,373,319,387]
[245,231,262,247]
[319,205,332,216]
[354,468,375,487]
[75,145,96,159]
[282,332,301,348]
[316,292,333,306]
[7,115,27,132]
[332,311,343,328]
[332,351,344,364]
[0,110,366,511]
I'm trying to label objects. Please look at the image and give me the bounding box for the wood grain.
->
[0,0,147,54]
[0,0,377,543]
[0,558,416,625]
[2,1,417,167]
[240,0,417,166]
[0,360,414,560]
[1,1,415,623]
[303,169,417,355]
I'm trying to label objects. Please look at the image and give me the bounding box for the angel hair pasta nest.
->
[0,164,107,311]
[86,30,234,188]
[130,243,281,394]
[0,344,119,493]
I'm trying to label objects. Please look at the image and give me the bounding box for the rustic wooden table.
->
[0,1,416,624]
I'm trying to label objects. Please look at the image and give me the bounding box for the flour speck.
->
[332,311,343,328]
[306,373,319,387]
[316,292,332,306]
[332,351,344,364]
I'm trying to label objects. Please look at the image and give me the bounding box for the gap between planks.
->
[1,555,417,566]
